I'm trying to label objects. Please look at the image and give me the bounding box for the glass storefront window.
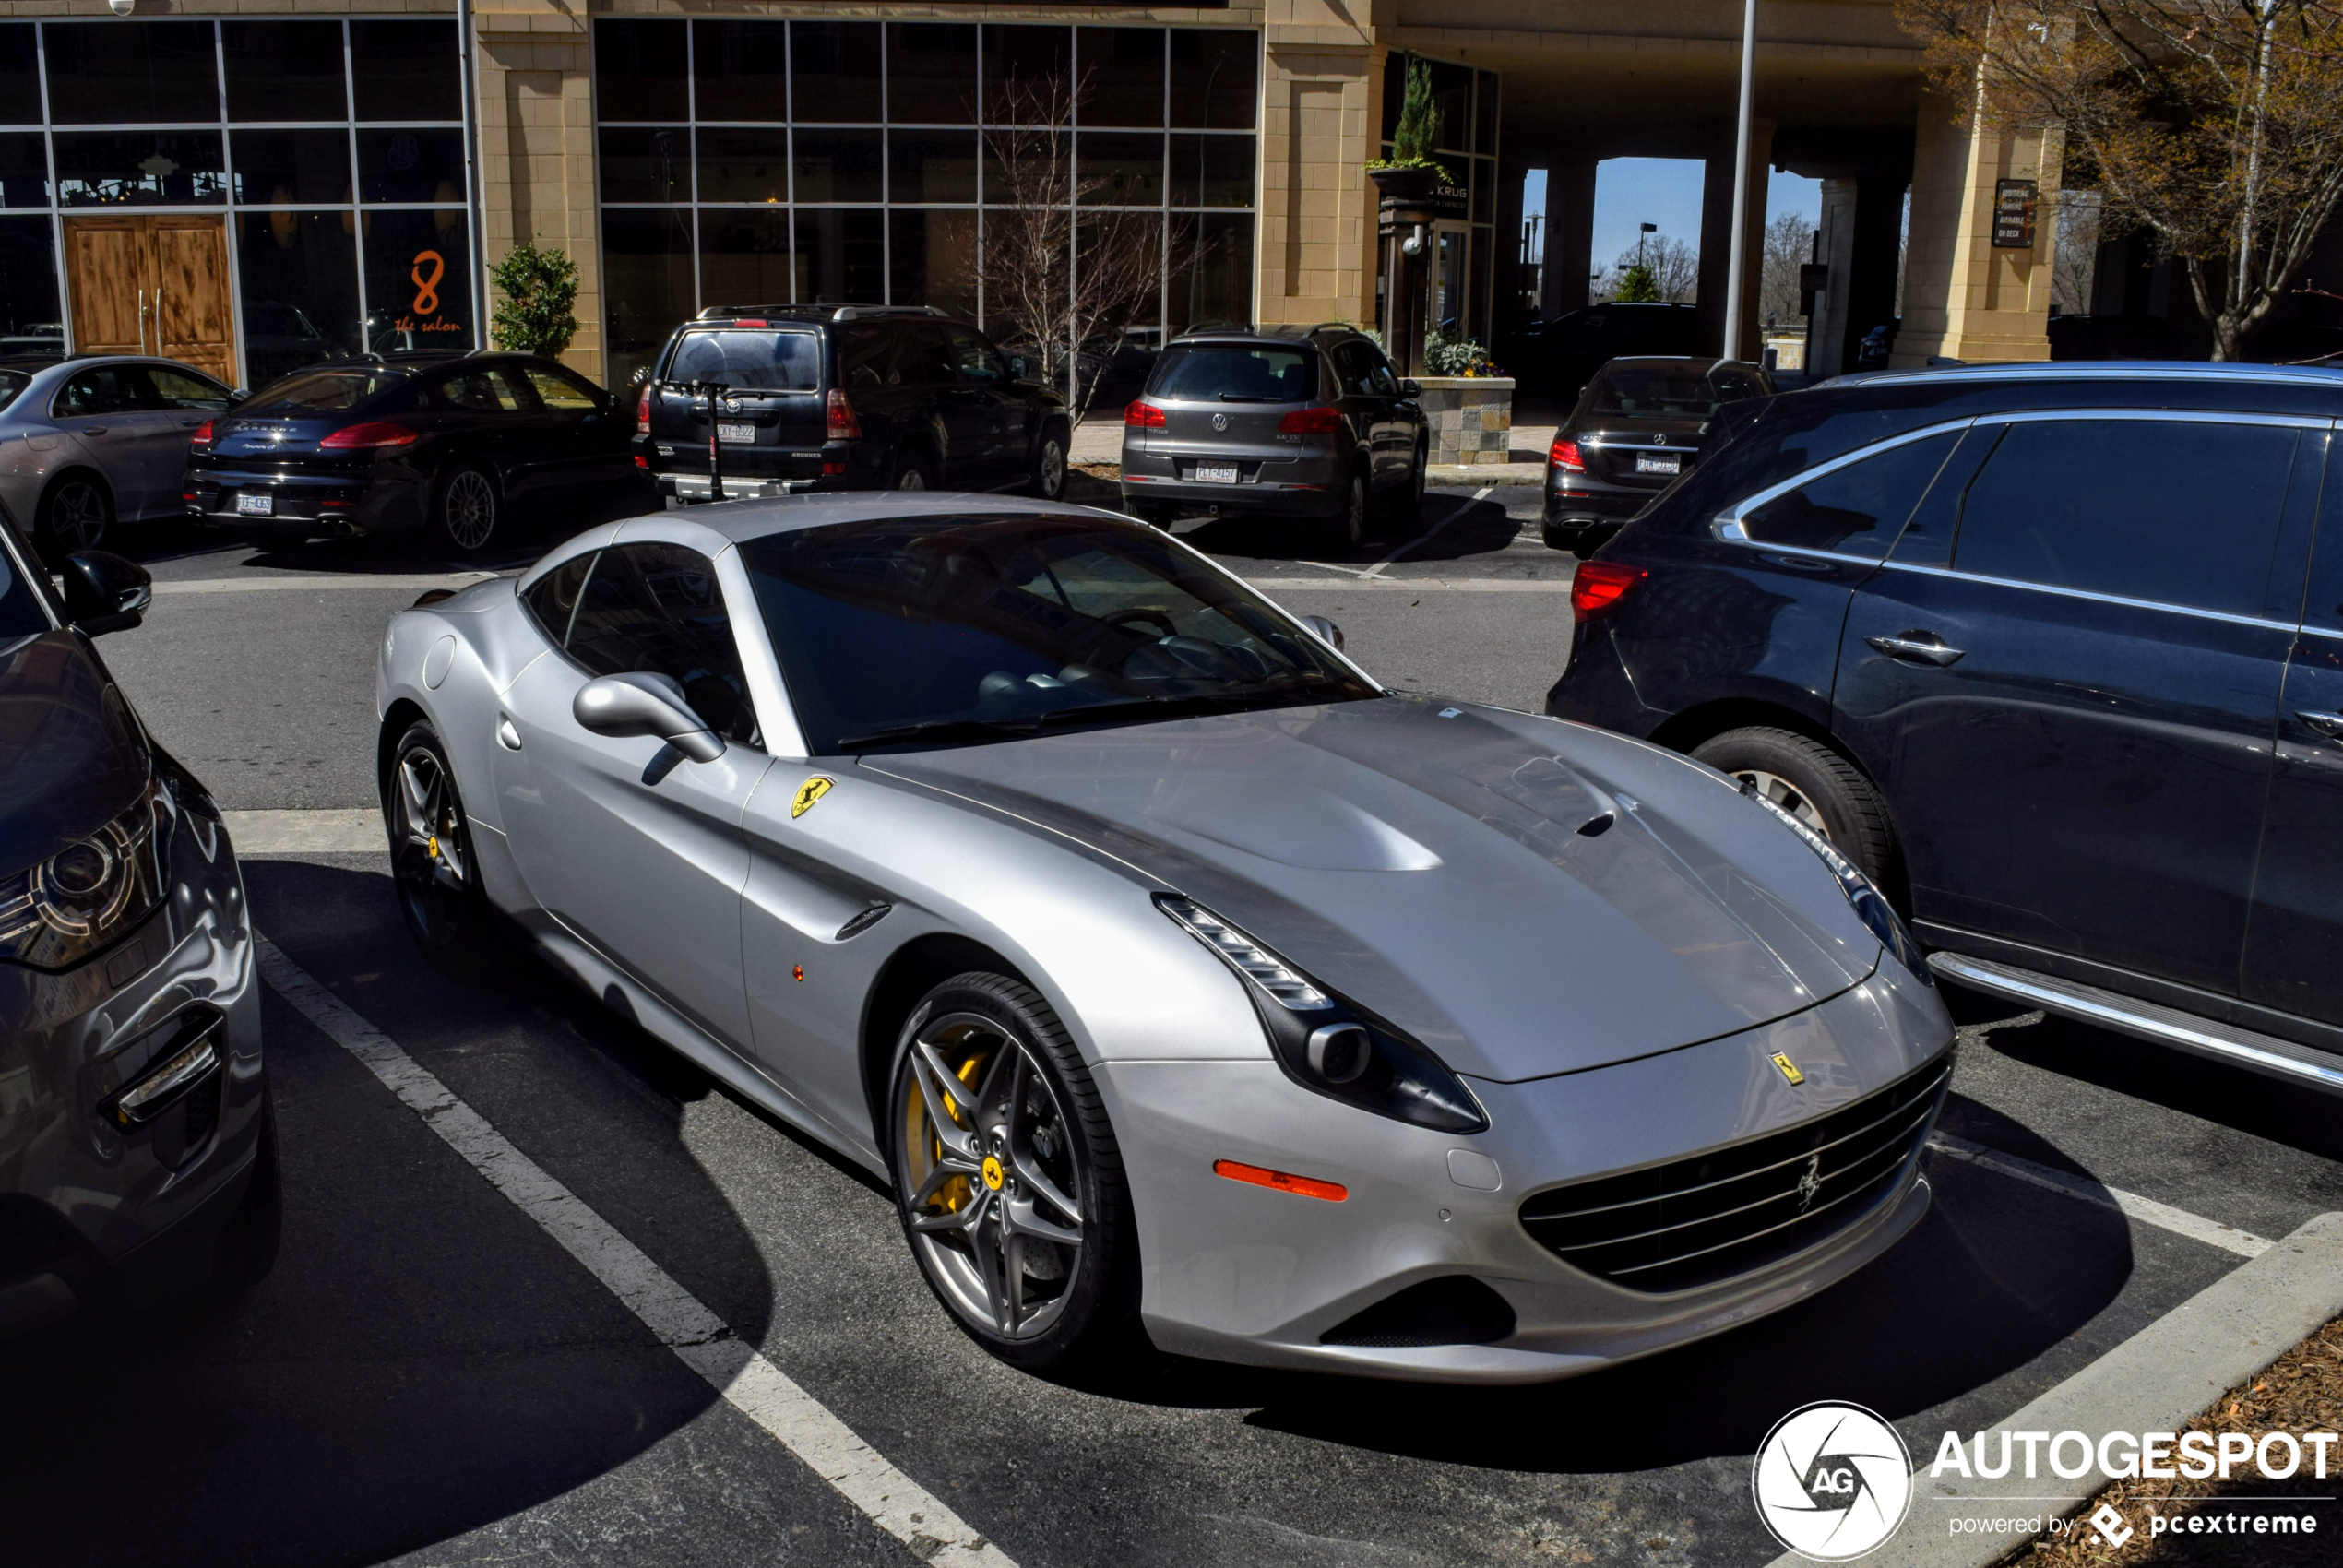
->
[1170,135,1253,208]
[791,22,882,125]
[45,21,220,126]
[794,208,885,303]
[232,131,355,208]
[696,129,789,205]
[1170,31,1256,130]
[363,207,471,355]
[1077,30,1163,129]
[356,129,467,206]
[0,137,47,209]
[890,210,978,318]
[602,207,695,385]
[596,20,691,123]
[0,26,34,125]
[0,216,60,354]
[601,129,693,204]
[236,209,361,388]
[222,21,349,123]
[1169,214,1254,335]
[793,129,886,205]
[889,133,978,205]
[887,25,978,126]
[54,133,227,207]
[693,22,789,124]
[983,27,1071,123]
[351,21,461,124]
[1476,72,1500,155]
[698,208,791,312]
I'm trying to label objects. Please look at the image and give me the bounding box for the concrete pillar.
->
[1844,173,1907,371]
[473,3,602,381]
[1696,118,1775,360]
[1543,155,1597,320]
[1807,177,1859,377]
[1893,86,2059,366]
[1259,23,1380,328]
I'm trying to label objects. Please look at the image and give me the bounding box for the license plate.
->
[718,422,757,445]
[1635,453,1682,476]
[234,491,273,516]
[1195,463,1240,484]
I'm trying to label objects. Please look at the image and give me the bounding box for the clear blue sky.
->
[1518,159,1824,277]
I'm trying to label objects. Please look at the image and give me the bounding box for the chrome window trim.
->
[1843,362,2343,391]
[1977,407,2333,433]
[1710,416,1976,543]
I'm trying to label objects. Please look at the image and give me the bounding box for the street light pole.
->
[1722,0,1760,362]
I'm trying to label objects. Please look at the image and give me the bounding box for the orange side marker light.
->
[792,964,804,982]
[1213,1158,1347,1202]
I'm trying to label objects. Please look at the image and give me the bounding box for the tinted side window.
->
[149,366,229,410]
[435,366,533,412]
[523,552,593,645]
[1364,347,1401,397]
[1742,432,1960,559]
[1331,340,1376,396]
[566,544,757,742]
[839,324,900,388]
[1954,419,2297,615]
[53,365,148,417]
[898,325,953,386]
[946,326,1005,385]
[523,366,600,410]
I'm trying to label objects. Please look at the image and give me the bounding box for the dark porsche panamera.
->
[183,351,651,555]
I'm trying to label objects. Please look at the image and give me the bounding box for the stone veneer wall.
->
[1416,377,1514,465]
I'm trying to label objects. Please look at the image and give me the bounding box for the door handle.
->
[496,717,522,751]
[2299,710,2343,742]
[1866,632,1966,666]
[79,426,107,437]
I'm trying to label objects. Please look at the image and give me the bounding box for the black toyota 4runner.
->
[635,305,1072,502]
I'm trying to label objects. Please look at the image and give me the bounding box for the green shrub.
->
[1424,332,1500,377]
[488,241,580,358]
[1366,62,1454,183]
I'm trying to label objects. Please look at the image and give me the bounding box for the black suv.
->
[1547,362,2343,1092]
[1118,323,1427,547]
[636,306,1070,503]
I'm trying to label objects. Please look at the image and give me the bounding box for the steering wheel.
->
[1101,606,1181,639]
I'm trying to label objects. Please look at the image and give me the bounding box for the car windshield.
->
[667,329,823,392]
[0,371,27,415]
[739,514,1376,754]
[1590,368,1730,416]
[240,368,404,414]
[1150,345,1316,402]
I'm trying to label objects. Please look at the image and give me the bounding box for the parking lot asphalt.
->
[10,486,2341,1567]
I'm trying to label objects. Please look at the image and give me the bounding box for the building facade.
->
[0,1,2051,392]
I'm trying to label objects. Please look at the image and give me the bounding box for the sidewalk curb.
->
[1764,1210,2343,1566]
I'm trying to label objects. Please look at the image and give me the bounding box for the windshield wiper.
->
[1216,394,1279,403]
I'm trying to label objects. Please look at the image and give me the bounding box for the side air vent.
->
[1320,1276,1516,1348]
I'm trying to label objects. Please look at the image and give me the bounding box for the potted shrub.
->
[1367,61,1452,205]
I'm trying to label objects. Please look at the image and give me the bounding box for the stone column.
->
[1696,117,1775,360]
[1893,86,2059,366]
[1807,176,1860,376]
[473,3,603,382]
[1543,154,1597,320]
[1259,17,1381,329]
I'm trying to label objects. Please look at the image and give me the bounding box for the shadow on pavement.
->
[0,861,780,1568]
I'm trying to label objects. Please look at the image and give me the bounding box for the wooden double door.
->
[63,214,237,386]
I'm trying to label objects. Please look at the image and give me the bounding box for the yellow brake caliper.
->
[925,1052,987,1215]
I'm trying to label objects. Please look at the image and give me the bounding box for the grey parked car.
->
[0,510,276,1340]
[377,493,1953,1383]
[0,355,236,560]
[1120,325,1428,548]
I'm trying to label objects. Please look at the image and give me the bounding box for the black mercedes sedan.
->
[183,352,649,556]
[1543,356,1770,554]
[0,511,278,1338]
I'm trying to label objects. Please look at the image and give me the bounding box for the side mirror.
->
[59,550,151,636]
[227,388,249,407]
[1400,378,1422,398]
[1008,354,1029,379]
[1298,614,1345,652]
[573,672,726,767]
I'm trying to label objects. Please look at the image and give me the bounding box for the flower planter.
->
[1414,376,1516,465]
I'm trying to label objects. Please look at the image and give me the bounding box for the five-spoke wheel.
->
[386,721,494,965]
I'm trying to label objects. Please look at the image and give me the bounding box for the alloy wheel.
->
[1734,768,1830,838]
[1345,474,1367,545]
[391,744,471,947]
[442,470,497,551]
[897,1010,1086,1341]
[50,481,106,551]
[1037,435,1067,498]
[897,465,928,492]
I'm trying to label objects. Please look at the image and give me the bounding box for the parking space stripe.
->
[254,933,1018,1568]
[1927,1133,2272,1257]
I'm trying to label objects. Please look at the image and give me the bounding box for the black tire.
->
[1690,726,1898,882]
[892,449,934,492]
[1028,421,1070,501]
[382,719,499,970]
[1317,466,1370,552]
[214,1075,282,1289]
[1386,440,1427,526]
[35,472,112,561]
[1542,521,1589,553]
[887,971,1142,1376]
[431,461,501,555]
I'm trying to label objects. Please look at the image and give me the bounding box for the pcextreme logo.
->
[1752,1401,1915,1562]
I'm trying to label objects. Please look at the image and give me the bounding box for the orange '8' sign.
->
[411,250,444,316]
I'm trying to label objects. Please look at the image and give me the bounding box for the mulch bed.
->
[2001,1314,2343,1564]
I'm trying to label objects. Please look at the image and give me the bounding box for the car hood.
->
[869,697,1880,1082]
[0,630,149,876]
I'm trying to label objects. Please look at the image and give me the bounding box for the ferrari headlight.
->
[1158,895,1490,1134]
[0,778,168,972]
[1741,780,1930,983]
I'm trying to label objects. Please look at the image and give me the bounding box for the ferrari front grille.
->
[1516,1053,1951,1294]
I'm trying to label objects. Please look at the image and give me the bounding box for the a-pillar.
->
[1893,88,2059,365]
[1542,154,1597,320]
[1696,118,1775,361]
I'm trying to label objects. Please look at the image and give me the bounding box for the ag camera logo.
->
[1752,1401,1914,1561]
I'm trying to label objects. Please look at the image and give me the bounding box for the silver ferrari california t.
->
[375,493,1954,1384]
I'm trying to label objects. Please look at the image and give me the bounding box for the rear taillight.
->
[636,382,652,435]
[827,388,861,440]
[1570,561,1647,622]
[1124,400,1166,428]
[1278,406,1345,435]
[1550,438,1584,472]
[319,421,418,451]
[188,419,214,445]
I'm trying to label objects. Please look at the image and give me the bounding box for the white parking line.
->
[222,809,383,855]
[1927,1132,2272,1257]
[1363,486,1493,578]
[254,934,1018,1568]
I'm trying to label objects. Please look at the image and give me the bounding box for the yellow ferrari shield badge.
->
[1771,1052,1805,1087]
[791,776,835,819]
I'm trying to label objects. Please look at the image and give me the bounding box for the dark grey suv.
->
[1119,324,1426,547]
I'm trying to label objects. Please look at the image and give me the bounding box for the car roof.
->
[1825,359,2343,392]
